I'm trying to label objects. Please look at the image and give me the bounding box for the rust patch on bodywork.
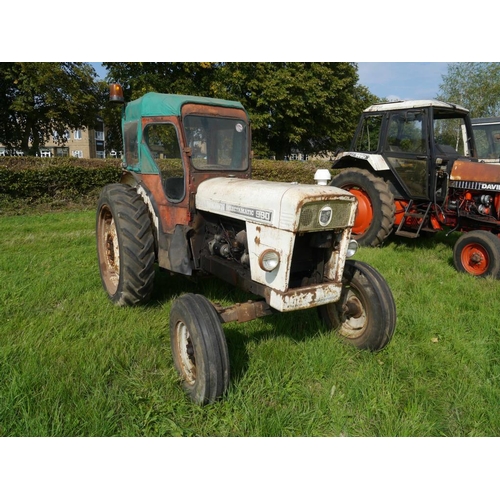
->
[214,300,274,324]
[182,104,248,120]
[254,226,261,244]
[451,160,500,182]
[141,174,190,232]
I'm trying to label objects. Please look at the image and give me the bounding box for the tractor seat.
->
[436,144,458,155]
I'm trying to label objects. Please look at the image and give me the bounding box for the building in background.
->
[0,119,108,158]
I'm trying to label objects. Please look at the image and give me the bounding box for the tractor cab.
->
[341,100,477,202]
[109,84,251,272]
[471,116,500,163]
[111,83,250,210]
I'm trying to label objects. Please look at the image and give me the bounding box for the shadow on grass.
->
[222,308,325,386]
[148,266,328,388]
[386,228,461,251]
[148,268,202,305]
[387,229,479,274]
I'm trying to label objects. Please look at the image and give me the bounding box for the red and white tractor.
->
[331,99,500,278]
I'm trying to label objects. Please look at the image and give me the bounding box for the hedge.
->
[0,157,335,214]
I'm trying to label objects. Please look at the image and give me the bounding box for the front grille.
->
[299,201,352,231]
[299,208,315,226]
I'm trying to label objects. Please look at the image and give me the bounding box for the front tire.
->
[330,168,395,247]
[170,294,230,405]
[96,183,156,306]
[318,260,396,351]
[453,230,500,278]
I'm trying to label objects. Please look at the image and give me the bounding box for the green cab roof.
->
[124,92,247,121]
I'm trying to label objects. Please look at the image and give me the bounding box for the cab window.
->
[143,123,185,202]
[354,114,383,152]
[124,122,139,167]
[386,112,425,154]
[433,114,468,156]
[183,115,248,171]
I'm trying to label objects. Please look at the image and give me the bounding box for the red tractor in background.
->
[330,99,500,278]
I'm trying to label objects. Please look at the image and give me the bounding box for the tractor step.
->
[395,199,434,239]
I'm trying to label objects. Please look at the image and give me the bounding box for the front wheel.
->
[170,294,230,405]
[453,230,500,278]
[318,260,396,351]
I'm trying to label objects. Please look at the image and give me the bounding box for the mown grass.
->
[1,210,499,436]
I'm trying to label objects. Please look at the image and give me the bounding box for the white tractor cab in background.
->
[470,116,500,163]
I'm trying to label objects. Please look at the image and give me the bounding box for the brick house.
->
[0,119,111,158]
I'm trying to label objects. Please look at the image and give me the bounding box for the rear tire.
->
[330,168,395,247]
[318,260,397,351]
[96,183,155,306]
[170,294,230,405]
[453,230,500,278]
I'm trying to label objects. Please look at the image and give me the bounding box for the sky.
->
[357,62,450,101]
[92,62,451,102]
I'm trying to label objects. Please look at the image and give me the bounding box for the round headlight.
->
[259,249,280,272]
[346,239,358,258]
[318,206,333,227]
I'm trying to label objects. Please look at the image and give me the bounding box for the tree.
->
[214,63,376,159]
[103,62,376,159]
[0,63,104,155]
[103,62,218,100]
[103,63,221,155]
[437,63,500,118]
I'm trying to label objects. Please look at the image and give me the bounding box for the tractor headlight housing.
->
[259,249,280,272]
[346,239,358,258]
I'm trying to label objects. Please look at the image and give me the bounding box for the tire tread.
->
[97,183,155,306]
[331,168,395,247]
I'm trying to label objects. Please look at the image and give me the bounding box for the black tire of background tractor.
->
[318,260,397,351]
[453,230,500,278]
[330,168,395,247]
[170,294,230,405]
[96,183,156,306]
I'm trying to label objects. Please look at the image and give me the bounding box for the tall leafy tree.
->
[104,62,218,100]
[103,63,220,154]
[437,63,500,118]
[213,62,374,158]
[103,62,376,159]
[0,62,104,155]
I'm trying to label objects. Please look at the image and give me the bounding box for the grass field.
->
[1,209,499,437]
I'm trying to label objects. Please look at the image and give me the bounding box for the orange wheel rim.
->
[348,187,373,235]
[461,243,489,275]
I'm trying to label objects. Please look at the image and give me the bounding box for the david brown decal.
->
[481,183,500,191]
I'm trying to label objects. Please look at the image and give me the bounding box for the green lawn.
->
[1,210,499,436]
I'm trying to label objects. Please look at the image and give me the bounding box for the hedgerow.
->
[252,159,329,183]
[0,157,334,214]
